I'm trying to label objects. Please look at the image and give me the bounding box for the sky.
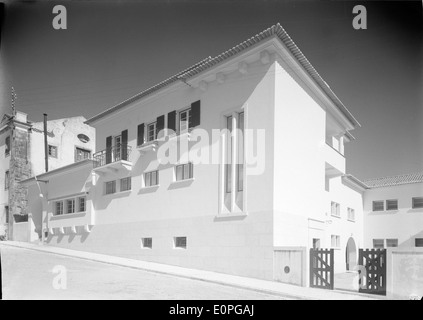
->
[0,0,422,180]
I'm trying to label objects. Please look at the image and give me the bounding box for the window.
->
[179,109,191,132]
[120,177,132,192]
[105,181,116,195]
[141,238,152,249]
[225,115,233,193]
[372,201,384,212]
[386,239,398,247]
[174,236,187,249]
[78,197,86,212]
[331,235,340,248]
[5,206,9,224]
[415,238,423,247]
[331,202,340,217]
[114,135,122,161]
[237,112,244,192]
[4,170,9,190]
[175,163,193,181]
[412,197,423,209]
[147,122,157,142]
[347,208,355,221]
[5,136,10,157]
[313,238,321,249]
[75,147,91,162]
[144,171,159,187]
[386,199,398,211]
[66,199,75,214]
[55,201,64,215]
[48,145,58,158]
[373,239,384,249]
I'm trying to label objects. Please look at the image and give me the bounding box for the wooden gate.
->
[358,249,386,295]
[310,249,334,290]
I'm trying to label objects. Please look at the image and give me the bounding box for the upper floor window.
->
[4,170,9,190]
[386,199,398,211]
[331,202,340,217]
[48,145,58,158]
[179,108,191,133]
[372,200,384,212]
[75,147,91,162]
[105,180,116,195]
[147,122,157,142]
[5,136,10,157]
[412,197,423,209]
[347,208,355,221]
[175,163,193,181]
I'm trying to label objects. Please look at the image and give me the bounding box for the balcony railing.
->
[93,145,132,168]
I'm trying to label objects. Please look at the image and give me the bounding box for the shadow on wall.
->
[46,225,92,244]
[400,230,423,248]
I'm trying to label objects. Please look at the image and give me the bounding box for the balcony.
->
[324,142,345,178]
[93,145,132,173]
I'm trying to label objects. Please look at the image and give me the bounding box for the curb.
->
[0,241,379,300]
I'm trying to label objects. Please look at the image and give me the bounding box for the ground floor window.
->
[386,239,398,247]
[66,199,75,214]
[175,163,193,181]
[373,239,384,249]
[144,171,159,187]
[120,177,132,192]
[78,196,86,212]
[331,235,340,248]
[415,238,423,247]
[55,201,64,215]
[105,180,116,195]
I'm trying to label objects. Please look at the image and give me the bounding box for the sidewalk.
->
[0,241,383,300]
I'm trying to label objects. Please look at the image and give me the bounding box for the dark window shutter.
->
[157,115,165,138]
[121,129,128,161]
[167,111,176,133]
[137,123,144,146]
[190,100,201,128]
[105,136,112,164]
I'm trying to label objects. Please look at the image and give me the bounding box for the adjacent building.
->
[23,24,365,283]
[362,172,423,249]
[0,111,95,240]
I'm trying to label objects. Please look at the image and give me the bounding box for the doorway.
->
[345,237,357,271]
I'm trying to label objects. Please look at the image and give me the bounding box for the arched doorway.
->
[346,237,357,271]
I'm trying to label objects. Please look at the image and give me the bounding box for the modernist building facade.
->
[0,111,95,239]
[23,24,364,282]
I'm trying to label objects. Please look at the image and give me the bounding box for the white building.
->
[0,111,95,240]
[23,24,363,283]
[361,172,423,249]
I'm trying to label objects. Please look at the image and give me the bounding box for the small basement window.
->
[174,236,187,249]
[141,238,152,249]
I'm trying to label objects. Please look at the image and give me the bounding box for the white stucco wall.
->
[0,129,11,237]
[30,116,95,175]
[364,182,423,248]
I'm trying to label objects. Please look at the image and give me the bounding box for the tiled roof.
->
[363,172,423,188]
[85,23,360,127]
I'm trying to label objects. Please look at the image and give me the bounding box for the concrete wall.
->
[387,247,423,299]
[364,182,423,248]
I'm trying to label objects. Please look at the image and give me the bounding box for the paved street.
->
[0,246,287,300]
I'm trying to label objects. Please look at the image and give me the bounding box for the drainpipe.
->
[43,113,48,173]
